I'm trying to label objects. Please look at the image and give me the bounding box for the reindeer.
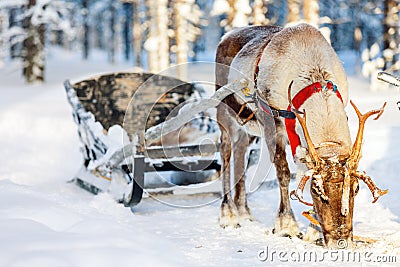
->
[215,23,387,248]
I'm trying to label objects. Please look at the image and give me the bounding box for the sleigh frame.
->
[64,72,260,208]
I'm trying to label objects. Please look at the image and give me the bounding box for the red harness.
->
[252,52,344,157]
[284,81,343,156]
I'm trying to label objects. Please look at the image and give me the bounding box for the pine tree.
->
[108,1,117,64]
[383,0,400,72]
[156,0,169,71]
[252,0,267,25]
[174,0,188,78]
[144,0,170,72]
[1,0,74,83]
[0,10,5,67]
[122,2,132,61]
[287,0,301,23]
[82,0,90,60]
[229,0,251,29]
[173,0,203,79]
[23,0,45,83]
[212,0,250,31]
[303,0,319,27]
[132,0,143,67]
[144,0,160,72]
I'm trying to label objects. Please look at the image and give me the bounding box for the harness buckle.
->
[271,109,280,118]
[241,87,252,98]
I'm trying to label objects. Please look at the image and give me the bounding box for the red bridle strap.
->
[285,81,343,157]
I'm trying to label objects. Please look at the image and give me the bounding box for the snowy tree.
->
[122,2,132,61]
[230,0,252,28]
[144,0,171,72]
[191,0,221,60]
[286,0,319,26]
[303,0,319,27]
[155,0,169,71]
[108,1,117,64]
[23,0,46,83]
[91,10,106,50]
[174,0,188,78]
[0,0,74,83]
[82,0,90,60]
[356,1,394,89]
[287,0,301,24]
[87,0,122,63]
[22,0,74,83]
[144,0,160,72]
[252,0,268,25]
[383,0,400,72]
[172,0,203,79]
[121,0,146,67]
[0,8,6,67]
[211,0,251,30]
[132,0,144,67]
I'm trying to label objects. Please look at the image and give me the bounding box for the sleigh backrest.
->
[71,72,198,137]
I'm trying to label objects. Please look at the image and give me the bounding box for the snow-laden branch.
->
[377,72,400,87]
[0,0,27,9]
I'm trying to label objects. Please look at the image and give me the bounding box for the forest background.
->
[0,0,398,86]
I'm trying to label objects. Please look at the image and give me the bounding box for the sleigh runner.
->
[65,72,261,207]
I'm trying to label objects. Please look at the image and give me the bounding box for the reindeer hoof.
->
[272,228,303,239]
[219,215,241,229]
[220,220,241,229]
[237,208,255,222]
[273,212,301,238]
[219,201,240,229]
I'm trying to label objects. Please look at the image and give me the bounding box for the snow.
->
[0,0,27,9]
[1,47,400,266]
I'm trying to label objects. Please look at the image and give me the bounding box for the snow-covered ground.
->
[1,48,400,266]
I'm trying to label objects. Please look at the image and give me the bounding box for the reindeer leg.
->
[270,119,301,238]
[233,131,255,222]
[218,107,239,228]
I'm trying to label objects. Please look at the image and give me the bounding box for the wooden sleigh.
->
[64,72,261,208]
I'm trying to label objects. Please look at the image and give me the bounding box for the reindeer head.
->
[288,83,387,248]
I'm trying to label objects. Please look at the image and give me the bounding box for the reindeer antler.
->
[290,173,329,206]
[353,171,388,203]
[290,175,314,206]
[348,101,386,169]
[343,101,387,212]
[288,81,322,167]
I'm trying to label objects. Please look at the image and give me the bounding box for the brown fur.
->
[216,25,283,120]
[215,25,301,235]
